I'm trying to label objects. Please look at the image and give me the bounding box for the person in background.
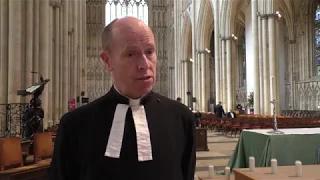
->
[226,109,236,118]
[214,101,225,118]
[194,111,202,127]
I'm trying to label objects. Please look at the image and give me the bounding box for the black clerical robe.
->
[49,86,196,180]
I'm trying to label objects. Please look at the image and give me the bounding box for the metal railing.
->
[0,103,29,139]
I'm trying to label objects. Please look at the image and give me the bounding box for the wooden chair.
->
[0,137,23,171]
[33,132,53,163]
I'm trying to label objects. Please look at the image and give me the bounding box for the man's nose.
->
[137,54,150,70]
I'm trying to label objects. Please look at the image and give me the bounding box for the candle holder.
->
[267,100,284,134]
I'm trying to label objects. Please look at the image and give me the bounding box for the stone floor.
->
[195,131,239,178]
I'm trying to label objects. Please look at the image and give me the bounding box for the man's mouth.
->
[138,76,151,80]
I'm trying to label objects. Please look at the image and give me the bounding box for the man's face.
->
[101,20,157,99]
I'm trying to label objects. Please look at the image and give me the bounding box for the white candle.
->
[225,167,230,180]
[271,158,277,174]
[249,156,255,171]
[295,160,302,177]
[208,165,214,178]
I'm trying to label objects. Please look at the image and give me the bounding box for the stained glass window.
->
[315,4,320,76]
[105,0,148,25]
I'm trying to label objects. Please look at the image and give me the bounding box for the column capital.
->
[289,40,296,44]
[220,34,238,41]
[257,11,282,21]
[50,1,62,8]
[182,59,193,63]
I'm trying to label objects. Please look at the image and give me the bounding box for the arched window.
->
[105,0,148,25]
[315,4,320,76]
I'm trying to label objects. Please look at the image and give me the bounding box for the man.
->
[49,17,196,180]
[213,101,225,118]
[226,109,236,118]
[194,111,201,127]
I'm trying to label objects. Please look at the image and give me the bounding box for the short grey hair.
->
[101,18,118,52]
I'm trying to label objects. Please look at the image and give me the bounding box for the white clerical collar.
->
[113,85,142,106]
[104,85,153,161]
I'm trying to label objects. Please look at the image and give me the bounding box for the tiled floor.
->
[195,131,238,178]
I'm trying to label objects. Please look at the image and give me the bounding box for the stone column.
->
[258,12,264,112]
[289,40,296,109]
[8,0,22,103]
[226,39,232,111]
[25,0,34,98]
[174,0,178,100]
[184,60,189,106]
[73,0,79,98]
[200,53,206,112]
[181,60,185,104]
[197,53,202,111]
[33,0,40,83]
[262,17,270,114]
[0,0,9,136]
[63,0,69,114]
[39,0,50,129]
[221,39,226,108]
[251,0,260,114]
[47,5,53,127]
[268,15,276,114]
[54,5,60,124]
[192,0,197,110]
[214,0,220,105]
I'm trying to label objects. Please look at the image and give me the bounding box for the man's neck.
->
[114,85,142,100]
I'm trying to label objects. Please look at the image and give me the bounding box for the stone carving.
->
[235,88,247,106]
[296,81,320,110]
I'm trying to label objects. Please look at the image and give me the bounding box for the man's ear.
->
[100,51,113,71]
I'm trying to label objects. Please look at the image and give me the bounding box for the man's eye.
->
[128,53,133,57]
[147,50,154,55]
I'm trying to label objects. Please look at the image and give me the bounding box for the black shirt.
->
[49,86,196,180]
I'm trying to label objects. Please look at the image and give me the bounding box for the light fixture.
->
[205,48,211,54]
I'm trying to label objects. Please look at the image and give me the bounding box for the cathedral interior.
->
[1,0,320,178]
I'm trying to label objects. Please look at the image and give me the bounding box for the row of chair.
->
[199,116,320,137]
[0,132,53,171]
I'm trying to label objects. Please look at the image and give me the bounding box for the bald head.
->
[101,17,153,52]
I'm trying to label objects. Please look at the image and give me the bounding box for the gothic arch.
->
[197,0,214,50]
[220,0,232,36]
[279,0,294,40]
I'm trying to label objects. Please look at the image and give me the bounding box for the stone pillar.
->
[268,16,276,114]
[25,0,34,98]
[0,0,9,136]
[181,60,185,104]
[39,0,50,129]
[8,0,22,103]
[289,40,296,109]
[47,5,53,127]
[174,0,178,100]
[192,0,197,110]
[33,0,40,83]
[221,39,226,108]
[262,17,270,114]
[197,53,202,111]
[214,0,220,105]
[226,39,232,111]
[184,60,189,106]
[63,0,69,114]
[200,53,206,112]
[73,0,79,98]
[251,0,260,114]
[258,12,264,112]
[54,5,60,124]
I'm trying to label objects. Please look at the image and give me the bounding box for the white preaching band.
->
[104,86,153,161]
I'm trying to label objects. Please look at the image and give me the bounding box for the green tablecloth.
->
[228,128,320,171]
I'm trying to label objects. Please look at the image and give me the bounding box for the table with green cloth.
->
[227,128,320,171]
